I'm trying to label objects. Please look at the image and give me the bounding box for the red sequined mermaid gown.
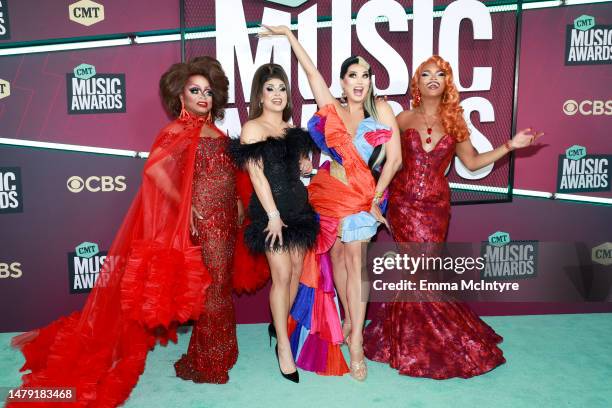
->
[363,128,505,379]
[174,134,238,383]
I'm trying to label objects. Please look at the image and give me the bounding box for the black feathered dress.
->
[230,127,319,254]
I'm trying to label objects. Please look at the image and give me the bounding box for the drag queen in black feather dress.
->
[231,63,318,383]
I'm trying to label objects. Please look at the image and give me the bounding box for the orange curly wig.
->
[410,55,469,142]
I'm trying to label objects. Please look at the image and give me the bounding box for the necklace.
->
[419,108,438,144]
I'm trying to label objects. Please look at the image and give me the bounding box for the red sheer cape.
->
[9,116,212,407]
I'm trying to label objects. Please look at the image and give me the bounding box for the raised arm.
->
[260,25,336,108]
[455,127,544,172]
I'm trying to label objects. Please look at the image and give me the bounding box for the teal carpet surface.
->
[1,313,611,408]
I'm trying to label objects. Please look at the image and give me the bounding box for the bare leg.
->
[330,238,351,338]
[344,240,368,379]
[289,247,305,307]
[266,250,296,374]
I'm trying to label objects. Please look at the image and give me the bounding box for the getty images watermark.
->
[362,240,612,303]
[367,245,520,301]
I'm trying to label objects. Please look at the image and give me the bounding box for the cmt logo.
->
[68,250,108,293]
[563,99,612,116]
[0,262,22,279]
[67,72,126,114]
[557,151,611,193]
[592,242,612,266]
[481,239,539,280]
[69,0,104,27]
[0,78,10,99]
[67,175,126,193]
[488,231,510,247]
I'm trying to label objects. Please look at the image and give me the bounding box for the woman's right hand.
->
[190,205,204,236]
[258,24,291,38]
[264,217,287,249]
[370,202,390,230]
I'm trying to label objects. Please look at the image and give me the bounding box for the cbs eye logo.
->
[67,176,127,193]
[563,99,612,116]
[562,100,579,116]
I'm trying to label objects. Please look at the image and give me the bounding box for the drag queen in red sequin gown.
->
[363,56,543,379]
[173,132,239,383]
[173,63,240,383]
[7,57,250,407]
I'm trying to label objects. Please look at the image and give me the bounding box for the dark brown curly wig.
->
[159,56,229,120]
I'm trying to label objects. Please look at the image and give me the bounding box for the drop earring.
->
[179,98,189,120]
[413,89,421,107]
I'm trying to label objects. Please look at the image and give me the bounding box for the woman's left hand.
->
[237,199,245,226]
[511,128,544,149]
[370,202,389,230]
[299,157,313,176]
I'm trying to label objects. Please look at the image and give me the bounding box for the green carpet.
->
[1,313,611,408]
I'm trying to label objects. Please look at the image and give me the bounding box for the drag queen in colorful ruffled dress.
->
[259,26,402,380]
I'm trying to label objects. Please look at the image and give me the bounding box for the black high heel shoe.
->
[275,345,299,383]
[268,323,277,347]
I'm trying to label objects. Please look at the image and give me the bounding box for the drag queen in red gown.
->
[165,58,242,385]
[363,56,543,379]
[7,56,254,407]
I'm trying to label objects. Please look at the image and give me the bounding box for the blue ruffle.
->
[290,284,313,329]
[289,284,315,359]
[353,117,391,169]
[296,325,309,357]
[340,211,380,242]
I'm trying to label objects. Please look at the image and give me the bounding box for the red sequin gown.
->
[363,128,506,379]
[174,134,239,384]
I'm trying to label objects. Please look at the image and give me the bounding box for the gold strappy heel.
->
[346,335,367,381]
[349,359,367,381]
